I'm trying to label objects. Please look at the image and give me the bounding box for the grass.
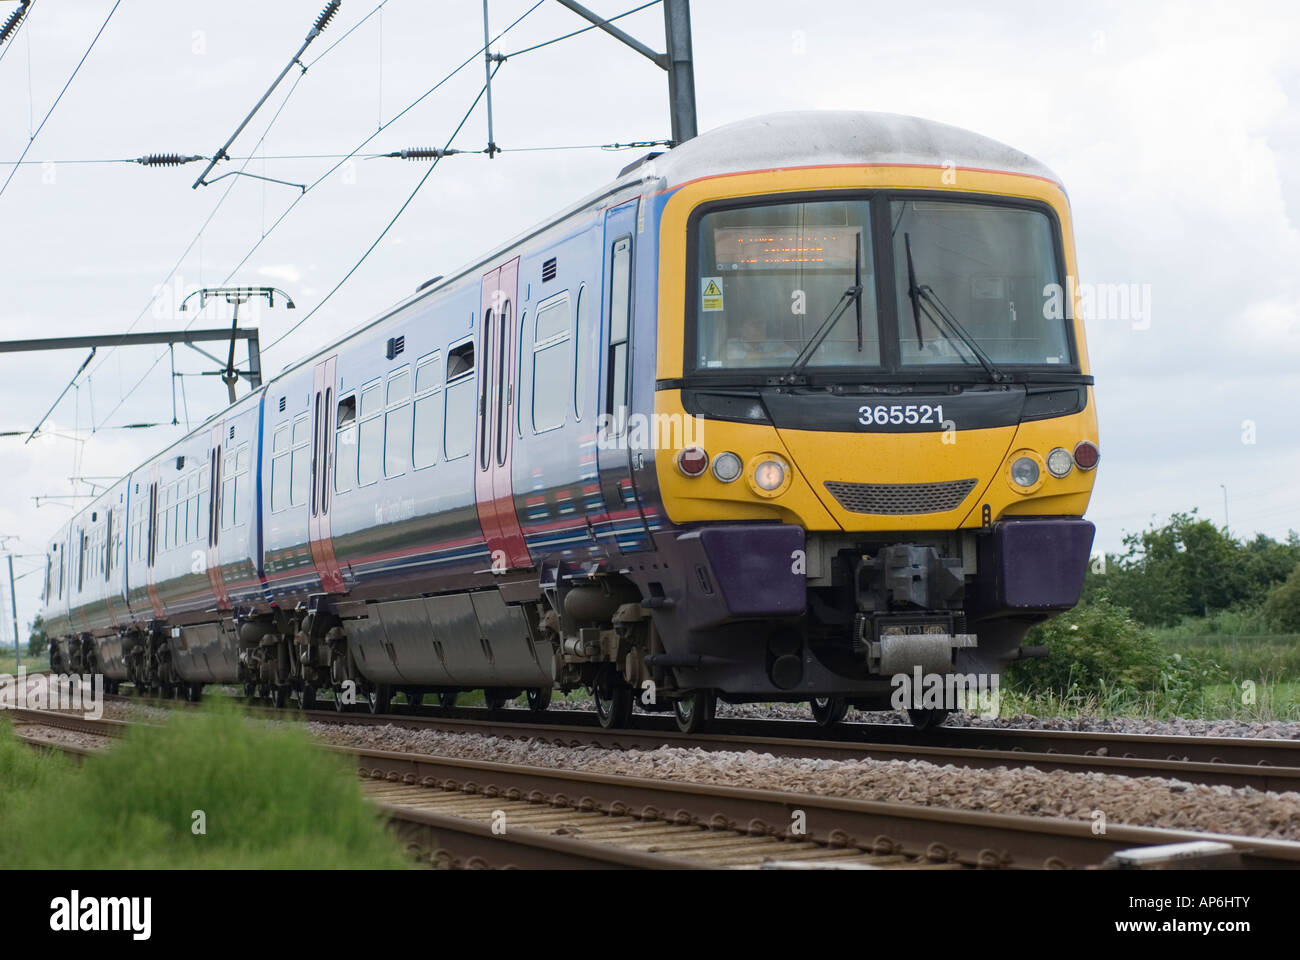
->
[1000,632,1300,722]
[0,703,410,868]
[996,680,1300,723]
[0,649,42,675]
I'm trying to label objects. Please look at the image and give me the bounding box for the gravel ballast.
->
[549,697,1300,740]
[307,720,1300,841]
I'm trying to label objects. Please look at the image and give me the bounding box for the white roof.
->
[650,110,1060,187]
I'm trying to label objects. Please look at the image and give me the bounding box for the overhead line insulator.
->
[0,1,30,48]
[383,148,467,161]
[311,0,341,38]
[134,154,205,167]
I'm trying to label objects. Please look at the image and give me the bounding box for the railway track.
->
[9,705,1300,870]
[104,686,1300,792]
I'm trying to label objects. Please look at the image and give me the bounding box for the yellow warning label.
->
[702,277,724,311]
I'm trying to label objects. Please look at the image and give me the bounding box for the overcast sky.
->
[2,0,1298,633]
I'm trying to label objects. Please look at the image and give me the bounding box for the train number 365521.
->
[857,403,945,426]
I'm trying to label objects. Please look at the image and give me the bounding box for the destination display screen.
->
[711,226,861,271]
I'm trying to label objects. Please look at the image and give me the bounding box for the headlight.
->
[712,451,743,483]
[1046,447,1074,478]
[746,454,791,498]
[1010,456,1040,488]
[754,460,785,490]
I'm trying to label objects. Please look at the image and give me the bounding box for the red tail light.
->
[677,446,709,477]
[1073,441,1100,470]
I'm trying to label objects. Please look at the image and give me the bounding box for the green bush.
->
[26,614,48,658]
[1006,598,1219,709]
[1263,563,1300,632]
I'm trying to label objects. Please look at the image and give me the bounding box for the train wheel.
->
[483,691,506,711]
[438,692,458,711]
[269,685,288,709]
[810,696,848,727]
[299,685,317,710]
[673,689,715,734]
[367,684,391,715]
[185,683,203,703]
[526,686,552,712]
[592,666,632,729]
[907,708,949,731]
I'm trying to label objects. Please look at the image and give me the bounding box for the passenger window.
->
[413,354,442,470]
[415,352,442,394]
[495,303,510,467]
[532,294,570,433]
[606,237,632,435]
[290,415,310,505]
[335,395,357,493]
[574,285,591,420]
[358,381,383,485]
[385,369,413,478]
[387,369,411,405]
[444,340,475,460]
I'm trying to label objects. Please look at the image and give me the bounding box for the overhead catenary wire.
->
[502,0,660,59]
[63,0,622,435]
[263,65,501,355]
[190,0,342,190]
[83,68,311,429]
[3,141,672,166]
[88,1,549,435]
[0,0,120,201]
[217,0,549,288]
[81,0,389,397]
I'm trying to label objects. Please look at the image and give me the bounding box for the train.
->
[38,111,1098,732]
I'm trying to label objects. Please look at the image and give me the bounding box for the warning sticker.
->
[701,277,724,311]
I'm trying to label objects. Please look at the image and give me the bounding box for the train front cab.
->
[646,163,1098,709]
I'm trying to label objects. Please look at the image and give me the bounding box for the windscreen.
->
[692,199,878,371]
[891,200,1070,366]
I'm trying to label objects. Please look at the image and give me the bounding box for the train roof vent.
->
[278,396,286,413]
[386,335,406,360]
[542,257,557,283]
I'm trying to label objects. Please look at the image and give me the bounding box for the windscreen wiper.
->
[788,232,864,375]
[904,232,1005,382]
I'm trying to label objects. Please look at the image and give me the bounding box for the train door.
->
[595,200,652,551]
[146,463,163,620]
[475,259,530,570]
[309,356,345,593]
[206,422,231,610]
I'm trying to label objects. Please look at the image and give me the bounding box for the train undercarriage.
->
[48,518,1092,734]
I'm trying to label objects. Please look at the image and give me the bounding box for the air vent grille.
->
[229,425,235,440]
[824,479,978,515]
[386,335,406,360]
[542,257,557,282]
[278,397,286,412]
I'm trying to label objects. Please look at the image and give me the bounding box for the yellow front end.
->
[653,164,1099,529]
